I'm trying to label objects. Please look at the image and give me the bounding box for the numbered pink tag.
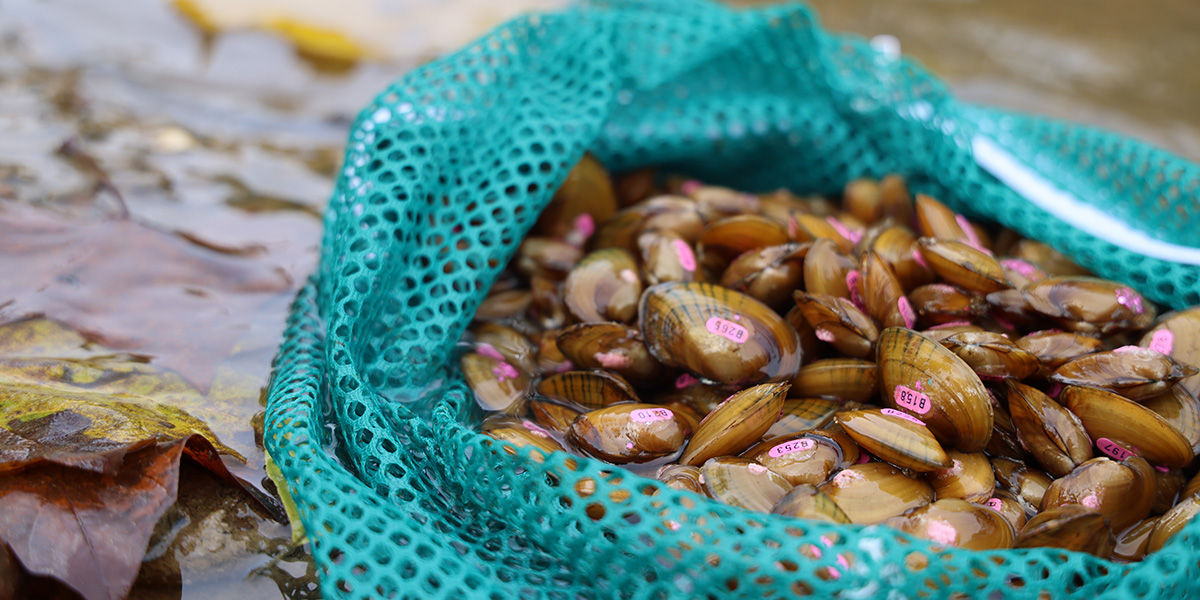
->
[768,438,817,458]
[706,316,749,343]
[673,238,696,271]
[897,296,916,329]
[1149,329,1175,355]
[1115,287,1145,314]
[1096,437,1136,461]
[675,373,699,389]
[894,385,932,414]
[631,408,674,423]
[881,408,925,426]
[985,498,1003,512]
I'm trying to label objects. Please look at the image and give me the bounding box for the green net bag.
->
[264,1,1200,597]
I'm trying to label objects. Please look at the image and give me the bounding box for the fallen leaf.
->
[0,439,191,600]
[0,202,291,392]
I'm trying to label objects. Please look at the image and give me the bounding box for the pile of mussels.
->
[461,156,1200,561]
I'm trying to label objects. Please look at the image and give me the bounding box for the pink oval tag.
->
[893,385,932,414]
[680,179,702,195]
[522,420,551,438]
[955,214,987,254]
[1096,437,1136,461]
[1115,287,1145,314]
[631,408,674,423]
[476,343,505,361]
[593,350,631,369]
[897,296,916,329]
[573,213,595,238]
[768,438,817,458]
[911,246,929,268]
[881,408,925,426]
[706,316,749,343]
[985,498,1003,512]
[674,373,699,389]
[1000,259,1039,280]
[825,217,856,244]
[672,238,697,271]
[846,270,865,311]
[1149,329,1175,355]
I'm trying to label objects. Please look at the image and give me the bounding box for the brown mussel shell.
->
[939,331,1040,380]
[679,382,789,466]
[1015,329,1104,375]
[1113,517,1160,562]
[885,498,1015,550]
[837,409,952,472]
[744,432,844,486]
[771,483,851,523]
[720,243,808,310]
[908,284,985,326]
[1022,277,1156,334]
[641,282,802,385]
[537,369,640,410]
[1015,504,1115,557]
[568,403,691,464]
[532,153,617,241]
[555,322,663,384]
[1139,307,1200,398]
[802,238,857,298]
[925,450,996,503]
[867,225,933,291]
[462,352,530,413]
[1061,385,1194,468]
[638,231,700,286]
[877,327,994,452]
[697,215,789,273]
[992,457,1053,509]
[1143,385,1200,455]
[655,464,705,495]
[915,194,972,244]
[701,457,793,513]
[818,462,934,525]
[483,416,567,463]
[790,358,878,402]
[1147,493,1200,553]
[528,399,581,435]
[563,248,642,323]
[794,292,879,359]
[1040,456,1155,532]
[1007,380,1093,477]
[472,322,539,376]
[917,238,1010,294]
[766,398,842,437]
[1051,347,1196,401]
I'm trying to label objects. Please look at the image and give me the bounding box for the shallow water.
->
[0,0,1196,598]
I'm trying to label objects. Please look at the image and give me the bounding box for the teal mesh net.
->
[264,1,1200,597]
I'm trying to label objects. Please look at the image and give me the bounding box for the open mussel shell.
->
[640,282,802,384]
[885,498,1015,550]
[1113,517,1160,562]
[877,327,994,452]
[794,292,879,359]
[537,370,640,410]
[939,331,1040,380]
[555,322,663,384]
[790,358,878,402]
[818,462,934,525]
[1051,347,1196,401]
[563,248,642,323]
[1147,492,1200,553]
[992,457,1053,509]
[472,322,539,376]
[771,483,851,523]
[701,457,793,513]
[567,403,691,464]
[802,238,857,298]
[1143,385,1200,455]
[1015,329,1104,375]
[925,450,996,503]
[461,352,530,413]
[679,382,789,466]
[766,398,842,437]
[1139,307,1200,398]
[1040,456,1155,532]
[1015,504,1115,557]
[1061,385,1194,468]
[837,409,951,472]
[528,399,581,435]
[917,238,1010,294]
[655,464,705,495]
[1022,277,1156,334]
[1007,380,1093,477]
[743,432,844,486]
[720,243,808,310]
